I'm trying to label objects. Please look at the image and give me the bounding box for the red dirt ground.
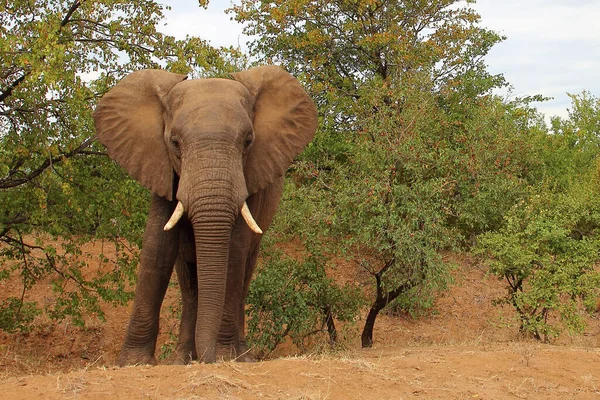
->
[1,239,600,399]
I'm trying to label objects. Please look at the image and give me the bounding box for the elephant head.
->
[93,66,317,362]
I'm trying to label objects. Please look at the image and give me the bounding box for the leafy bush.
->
[0,298,40,333]
[246,245,364,358]
[477,92,600,341]
[233,0,553,348]
[477,185,600,341]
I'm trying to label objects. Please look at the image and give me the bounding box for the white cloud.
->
[474,0,600,40]
[472,0,600,120]
[160,0,250,49]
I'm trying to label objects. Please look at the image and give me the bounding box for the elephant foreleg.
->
[219,178,284,362]
[217,221,248,361]
[118,195,179,366]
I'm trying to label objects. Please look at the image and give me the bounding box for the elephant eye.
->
[170,136,181,154]
[244,132,254,148]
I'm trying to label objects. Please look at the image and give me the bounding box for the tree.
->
[233,0,504,128]
[0,0,241,331]
[546,91,600,186]
[233,0,518,347]
[476,92,600,341]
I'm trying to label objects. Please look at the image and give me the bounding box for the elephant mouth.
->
[163,200,262,234]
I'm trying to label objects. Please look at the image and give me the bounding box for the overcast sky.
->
[161,0,600,122]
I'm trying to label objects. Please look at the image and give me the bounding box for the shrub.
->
[476,184,600,341]
[246,245,364,358]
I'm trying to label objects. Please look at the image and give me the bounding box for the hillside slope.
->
[2,249,600,399]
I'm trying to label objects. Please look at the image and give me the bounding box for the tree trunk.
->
[361,282,410,348]
[323,306,337,346]
[361,304,383,348]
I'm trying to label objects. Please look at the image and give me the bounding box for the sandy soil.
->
[3,344,600,399]
[2,240,600,399]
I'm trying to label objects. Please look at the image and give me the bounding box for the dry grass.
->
[0,344,47,378]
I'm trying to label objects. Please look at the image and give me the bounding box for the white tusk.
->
[164,201,185,231]
[241,202,263,234]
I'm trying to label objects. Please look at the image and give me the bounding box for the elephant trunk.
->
[180,145,246,363]
[190,207,234,363]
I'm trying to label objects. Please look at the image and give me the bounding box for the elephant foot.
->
[215,342,256,362]
[236,342,256,363]
[117,348,157,367]
[170,354,191,365]
[196,342,217,364]
[235,352,256,363]
[170,343,196,365]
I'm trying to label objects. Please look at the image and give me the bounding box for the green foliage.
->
[551,91,600,152]
[0,1,241,330]
[246,244,364,358]
[545,91,600,189]
[476,92,600,341]
[0,297,40,333]
[234,0,535,347]
[477,185,600,341]
[287,72,543,345]
[233,0,505,133]
[334,81,457,302]
[444,95,548,239]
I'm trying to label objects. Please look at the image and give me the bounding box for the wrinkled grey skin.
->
[93,66,317,365]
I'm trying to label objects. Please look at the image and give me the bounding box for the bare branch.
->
[0,73,27,103]
[61,0,82,28]
[0,136,97,189]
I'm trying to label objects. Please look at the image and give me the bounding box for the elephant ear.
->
[93,69,187,200]
[232,65,318,194]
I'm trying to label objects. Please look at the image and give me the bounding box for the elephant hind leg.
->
[172,254,198,365]
[215,329,254,362]
[231,241,261,363]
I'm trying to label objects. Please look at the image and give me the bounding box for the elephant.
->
[93,65,318,365]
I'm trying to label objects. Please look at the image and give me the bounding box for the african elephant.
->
[93,66,317,365]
